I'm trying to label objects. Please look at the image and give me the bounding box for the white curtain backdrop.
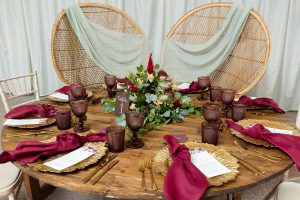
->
[0,0,299,111]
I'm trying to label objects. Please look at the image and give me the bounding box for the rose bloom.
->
[129,103,136,110]
[173,100,181,108]
[148,73,154,82]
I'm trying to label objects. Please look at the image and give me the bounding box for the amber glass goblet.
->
[70,99,90,132]
[104,75,117,98]
[70,84,85,99]
[125,111,145,149]
[221,89,235,118]
[197,76,211,100]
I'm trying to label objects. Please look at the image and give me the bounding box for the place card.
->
[4,118,48,126]
[44,145,97,171]
[190,148,231,178]
[49,92,69,101]
[247,124,293,135]
[176,83,190,90]
[115,92,129,116]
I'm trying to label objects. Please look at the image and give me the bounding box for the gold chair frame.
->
[167,3,270,95]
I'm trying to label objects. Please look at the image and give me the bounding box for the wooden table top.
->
[1,94,295,199]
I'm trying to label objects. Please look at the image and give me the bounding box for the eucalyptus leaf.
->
[163,110,171,117]
[188,107,195,113]
[174,91,182,100]
[115,114,126,126]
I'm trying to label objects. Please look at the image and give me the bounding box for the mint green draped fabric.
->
[65,4,150,77]
[161,3,253,82]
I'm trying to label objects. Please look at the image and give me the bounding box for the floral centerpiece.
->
[102,55,202,130]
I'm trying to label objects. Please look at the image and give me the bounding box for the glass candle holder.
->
[210,86,222,102]
[201,122,219,145]
[106,125,125,153]
[232,103,247,122]
[55,109,72,130]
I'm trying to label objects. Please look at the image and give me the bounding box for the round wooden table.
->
[1,95,294,200]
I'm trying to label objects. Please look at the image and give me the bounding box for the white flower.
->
[148,73,154,82]
[137,78,143,85]
[158,94,169,102]
[129,103,136,110]
[159,76,166,80]
[153,98,162,105]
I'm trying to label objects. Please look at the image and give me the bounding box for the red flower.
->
[128,81,137,92]
[173,100,181,108]
[147,53,154,74]
[158,70,168,77]
[165,87,172,93]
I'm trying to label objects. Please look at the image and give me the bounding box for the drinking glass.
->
[125,111,145,149]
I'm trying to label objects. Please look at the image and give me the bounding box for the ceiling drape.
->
[0,0,299,111]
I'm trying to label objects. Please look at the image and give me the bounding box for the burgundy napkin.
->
[116,77,128,83]
[179,81,200,93]
[163,135,209,200]
[0,131,107,163]
[56,85,87,97]
[236,95,284,113]
[56,86,70,94]
[226,120,300,170]
[4,104,56,119]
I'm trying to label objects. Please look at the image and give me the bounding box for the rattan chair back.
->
[51,3,144,90]
[167,3,270,95]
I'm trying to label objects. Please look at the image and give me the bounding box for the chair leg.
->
[8,193,15,200]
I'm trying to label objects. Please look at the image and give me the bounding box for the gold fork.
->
[144,157,158,191]
[138,160,147,191]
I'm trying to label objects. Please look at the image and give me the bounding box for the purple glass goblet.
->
[197,76,211,100]
[232,103,247,122]
[70,84,85,99]
[106,125,125,153]
[210,86,222,102]
[55,109,72,130]
[70,99,90,132]
[125,111,145,149]
[203,103,220,123]
[201,122,219,145]
[221,89,235,118]
[104,75,117,98]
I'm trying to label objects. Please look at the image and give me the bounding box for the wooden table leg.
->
[233,191,242,200]
[23,173,56,200]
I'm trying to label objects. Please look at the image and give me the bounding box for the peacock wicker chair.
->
[166,3,270,95]
[51,3,144,90]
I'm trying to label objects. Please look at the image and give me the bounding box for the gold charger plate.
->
[48,90,93,103]
[4,118,56,129]
[153,141,239,186]
[28,136,107,173]
[230,119,300,147]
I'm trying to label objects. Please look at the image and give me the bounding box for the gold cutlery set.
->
[81,153,119,185]
[138,157,158,191]
[232,140,283,175]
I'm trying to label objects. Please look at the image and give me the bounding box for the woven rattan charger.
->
[51,3,144,91]
[166,3,270,95]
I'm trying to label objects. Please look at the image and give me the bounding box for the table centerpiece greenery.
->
[101,55,202,131]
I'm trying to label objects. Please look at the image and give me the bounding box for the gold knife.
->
[90,160,119,185]
[81,153,118,183]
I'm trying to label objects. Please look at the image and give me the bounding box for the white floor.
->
[0,96,297,200]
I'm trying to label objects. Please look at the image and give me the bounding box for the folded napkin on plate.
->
[0,131,107,163]
[163,135,209,200]
[226,120,300,170]
[236,95,284,113]
[116,77,127,83]
[56,85,87,97]
[179,81,200,93]
[4,104,55,119]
